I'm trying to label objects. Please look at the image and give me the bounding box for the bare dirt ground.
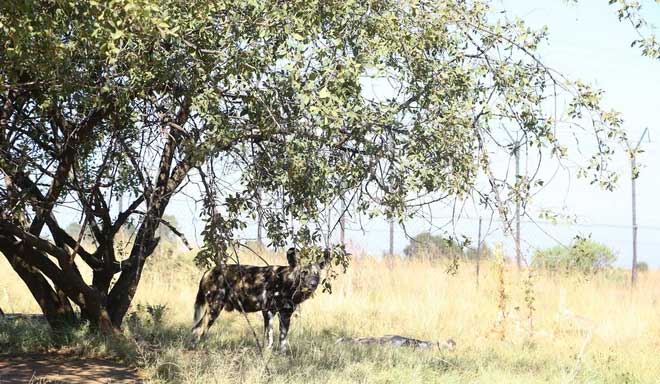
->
[0,354,142,383]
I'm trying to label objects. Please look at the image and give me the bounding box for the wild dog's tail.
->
[192,270,210,334]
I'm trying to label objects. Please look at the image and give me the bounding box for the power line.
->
[339,218,660,232]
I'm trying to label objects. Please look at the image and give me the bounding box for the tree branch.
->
[29,105,113,236]
[133,210,193,250]
[112,196,146,235]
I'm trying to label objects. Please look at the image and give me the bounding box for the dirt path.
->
[0,354,142,383]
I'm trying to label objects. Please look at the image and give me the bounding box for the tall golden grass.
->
[2,246,660,383]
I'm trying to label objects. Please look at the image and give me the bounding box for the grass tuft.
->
[1,248,659,383]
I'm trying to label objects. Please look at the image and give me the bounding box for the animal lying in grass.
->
[336,335,456,351]
[192,247,329,351]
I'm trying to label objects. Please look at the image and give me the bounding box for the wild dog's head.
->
[286,247,331,294]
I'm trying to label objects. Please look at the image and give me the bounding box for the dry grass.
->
[2,246,660,383]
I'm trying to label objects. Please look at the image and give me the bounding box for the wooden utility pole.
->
[476,216,482,289]
[389,220,394,256]
[257,210,263,247]
[628,127,649,287]
[117,194,124,243]
[256,189,263,247]
[514,143,522,270]
[340,200,346,246]
[505,130,523,270]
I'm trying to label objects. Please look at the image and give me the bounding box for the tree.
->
[403,232,490,261]
[636,261,649,273]
[64,222,95,243]
[531,236,617,275]
[579,0,660,60]
[156,214,181,244]
[0,1,623,332]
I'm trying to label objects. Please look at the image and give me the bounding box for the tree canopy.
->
[589,0,660,61]
[403,231,491,261]
[531,236,617,275]
[0,0,626,331]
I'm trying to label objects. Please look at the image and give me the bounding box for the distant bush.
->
[636,262,649,273]
[64,222,95,242]
[404,232,490,261]
[532,236,616,275]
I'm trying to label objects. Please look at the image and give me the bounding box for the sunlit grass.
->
[2,246,660,383]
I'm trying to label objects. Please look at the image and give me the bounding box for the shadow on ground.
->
[1,312,600,383]
[0,353,142,383]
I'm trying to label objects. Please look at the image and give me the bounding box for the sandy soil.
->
[0,354,142,383]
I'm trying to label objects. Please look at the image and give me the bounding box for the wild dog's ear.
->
[286,247,298,267]
[319,248,331,269]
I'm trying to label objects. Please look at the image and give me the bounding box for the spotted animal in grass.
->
[336,335,456,350]
[192,248,329,352]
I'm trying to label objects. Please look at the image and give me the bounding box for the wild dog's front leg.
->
[278,308,294,353]
[262,310,274,349]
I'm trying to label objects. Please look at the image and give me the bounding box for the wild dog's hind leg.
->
[263,310,274,349]
[192,289,225,342]
[278,308,294,353]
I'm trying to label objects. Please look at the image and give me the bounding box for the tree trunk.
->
[107,229,160,327]
[81,292,119,334]
[0,207,169,332]
[0,236,123,333]
[2,251,75,329]
[0,104,190,332]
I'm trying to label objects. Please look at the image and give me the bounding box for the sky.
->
[154,1,660,267]
[486,0,660,267]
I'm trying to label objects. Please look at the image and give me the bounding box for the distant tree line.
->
[404,232,644,277]
[404,232,491,261]
[531,236,616,275]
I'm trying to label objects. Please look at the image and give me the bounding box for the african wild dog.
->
[335,335,457,350]
[192,247,329,351]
